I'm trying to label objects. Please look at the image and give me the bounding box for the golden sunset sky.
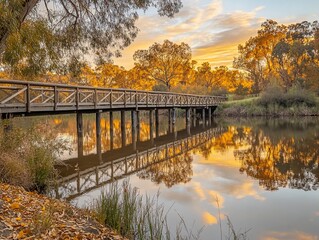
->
[114,0,319,69]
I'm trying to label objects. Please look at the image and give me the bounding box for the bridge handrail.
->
[0,79,227,99]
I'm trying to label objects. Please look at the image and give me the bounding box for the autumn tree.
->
[0,0,182,78]
[195,62,214,91]
[234,20,287,93]
[95,63,125,88]
[272,21,319,90]
[133,40,192,90]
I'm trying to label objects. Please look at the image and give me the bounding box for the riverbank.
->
[215,97,319,116]
[0,183,126,239]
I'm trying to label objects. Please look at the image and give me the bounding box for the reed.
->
[92,180,202,240]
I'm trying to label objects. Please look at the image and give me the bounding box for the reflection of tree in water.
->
[137,153,193,188]
[233,120,319,191]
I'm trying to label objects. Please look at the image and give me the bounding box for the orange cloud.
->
[262,231,318,240]
[202,212,218,225]
[113,0,265,69]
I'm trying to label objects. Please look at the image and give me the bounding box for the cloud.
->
[113,1,265,69]
[208,190,225,208]
[202,212,218,225]
[193,182,207,200]
[262,231,318,240]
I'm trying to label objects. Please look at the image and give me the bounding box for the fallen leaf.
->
[17,230,26,239]
[10,202,20,209]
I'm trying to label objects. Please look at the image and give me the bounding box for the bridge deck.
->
[0,79,226,116]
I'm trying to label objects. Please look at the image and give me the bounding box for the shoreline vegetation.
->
[215,85,319,117]
[0,125,249,240]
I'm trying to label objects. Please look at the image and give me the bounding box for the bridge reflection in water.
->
[52,123,225,201]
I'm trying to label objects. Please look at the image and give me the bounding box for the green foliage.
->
[285,86,317,107]
[258,83,285,107]
[2,20,61,78]
[217,84,319,116]
[259,84,317,108]
[0,0,183,70]
[0,123,68,192]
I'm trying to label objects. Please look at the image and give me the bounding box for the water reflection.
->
[7,115,319,239]
[215,119,319,191]
[53,125,225,200]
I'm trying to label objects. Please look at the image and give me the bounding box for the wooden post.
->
[168,108,172,133]
[54,86,58,111]
[77,113,83,158]
[131,110,137,150]
[193,108,197,127]
[208,107,212,126]
[186,108,191,136]
[121,110,126,147]
[202,108,206,128]
[155,109,159,138]
[149,109,154,143]
[26,83,31,113]
[136,110,140,142]
[96,111,102,163]
[110,111,114,150]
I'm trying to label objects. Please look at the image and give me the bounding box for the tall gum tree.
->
[0,0,183,64]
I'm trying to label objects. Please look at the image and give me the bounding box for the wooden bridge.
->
[51,125,225,201]
[0,79,226,117]
[0,79,226,150]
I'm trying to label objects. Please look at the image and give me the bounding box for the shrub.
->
[285,86,317,107]
[0,122,69,192]
[258,84,317,108]
[258,83,285,107]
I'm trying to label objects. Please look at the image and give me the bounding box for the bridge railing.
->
[0,79,227,114]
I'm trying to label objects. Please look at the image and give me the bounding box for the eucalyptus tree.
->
[133,40,192,90]
[0,0,182,77]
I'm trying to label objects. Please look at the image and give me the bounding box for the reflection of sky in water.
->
[13,115,319,239]
[71,136,319,239]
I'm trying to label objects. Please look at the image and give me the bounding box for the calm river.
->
[10,112,319,240]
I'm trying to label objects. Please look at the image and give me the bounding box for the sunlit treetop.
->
[0,0,183,68]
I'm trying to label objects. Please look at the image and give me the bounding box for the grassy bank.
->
[216,87,319,117]
[0,122,68,192]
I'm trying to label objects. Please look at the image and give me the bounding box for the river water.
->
[9,112,319,239]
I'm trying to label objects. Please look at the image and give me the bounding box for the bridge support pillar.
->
[96,111,102,162]
[193,108,197,127]
[110,111,114,150]
[121,110,126,148]
[202,108,206,128]
[168,109,172,133]
[155,109,159,138]
[186,108,191,136]
[76,113,83,158]
[208,107,212,126]
[131,110,137,150]
[172,108,177,139]
[149,109,154,143]
[136,111,140,142]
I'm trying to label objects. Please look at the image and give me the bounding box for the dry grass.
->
[0,121,69,192]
